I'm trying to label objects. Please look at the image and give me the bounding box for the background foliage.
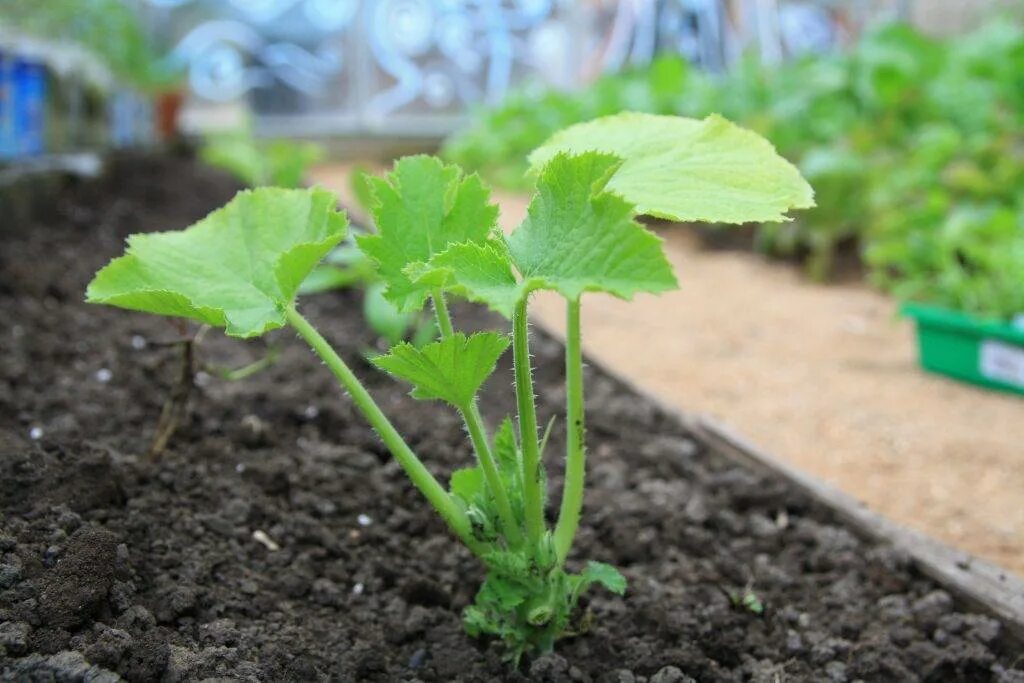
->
[444,21,1024,320]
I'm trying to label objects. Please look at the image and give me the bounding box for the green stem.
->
[461,402,523,547]
[432,289,519,544]
[554,298,584,564]
[285,305,481,555]
[513,297,545,546]
[432,289,455,338]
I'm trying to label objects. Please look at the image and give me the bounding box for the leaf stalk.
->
[554,297,585,563]
[513,296,545,547]
[285,305,482,555]
[461,401,523,547]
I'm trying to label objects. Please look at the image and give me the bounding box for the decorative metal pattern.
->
[142,0,906,135]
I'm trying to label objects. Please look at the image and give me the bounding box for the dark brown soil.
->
[1,154,1021,682]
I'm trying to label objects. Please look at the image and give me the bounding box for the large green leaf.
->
[86,188,347,338]
[414,152,678,315]
[528,113,815,223]
[371,332,510,408]
[356,155,499,312]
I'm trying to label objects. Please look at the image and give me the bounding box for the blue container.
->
[14,57,47,156]
[109,89,135,148]
[0,51,14,160]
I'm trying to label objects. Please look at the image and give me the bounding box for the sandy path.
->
[311,163,1024,576]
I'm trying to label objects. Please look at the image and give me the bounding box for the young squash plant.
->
[86,113,812,661]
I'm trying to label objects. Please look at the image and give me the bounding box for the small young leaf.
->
[356,156,499,312]
[362,281,415,346]
[86,188,347,338]
[579,561,626,596]
[371,332,510,408]
[411,241,525,318]
[492,417,519,472]
[450,467,485,504]
[528,113,815,223]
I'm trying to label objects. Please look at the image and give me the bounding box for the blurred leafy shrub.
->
[0,0,179,90]
[444,21,1024,319]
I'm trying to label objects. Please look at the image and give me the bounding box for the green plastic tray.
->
[902,303,1024,396]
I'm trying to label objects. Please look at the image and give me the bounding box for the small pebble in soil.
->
[0,561,22,588]
[252,529,280,551]
[28,426,43,440]
[303,404,320,419]
[194,371,211,387]
[130,334,147,350]
[352,582,364,595]
[42,545,62,568]
[650,665,692,683]
[0,621,31,655]
[94,368,112,383]
[824,661,848,682]
[357,514,373,527]
[407,648,427,669]
[235,463,246,473]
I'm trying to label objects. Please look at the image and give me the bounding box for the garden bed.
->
[1,154,1022,681]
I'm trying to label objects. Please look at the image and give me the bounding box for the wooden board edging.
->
[688,415,1024,644]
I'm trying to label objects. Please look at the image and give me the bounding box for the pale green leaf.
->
[492,417,518,472]
[370,332,510,407]
[483,575,530,610]
[86,188,347,338]
[508,152,678,301]
[200,135,263,187]
[414,153,677,312]
[450,466,485,505]
[580,561,626,595]
[528,113,815,223]
[356,156,499,312]
[362,281,415,346]
[409,241,526,318]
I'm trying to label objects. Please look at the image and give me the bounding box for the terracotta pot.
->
[155,89,184,140]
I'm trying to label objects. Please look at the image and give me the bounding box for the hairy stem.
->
[554,298,584,563]
[286,305,480,554]
[432,289,455,338]
[433,289,520,545]
[462,402,523,547]
[513,297,545,546]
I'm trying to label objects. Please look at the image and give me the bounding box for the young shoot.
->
[86,113,812,662]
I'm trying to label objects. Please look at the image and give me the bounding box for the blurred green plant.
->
[445,20,1024,319]
[0,0,180,90]
[200,127,323,190]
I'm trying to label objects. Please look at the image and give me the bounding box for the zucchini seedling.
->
[86,113,812,661]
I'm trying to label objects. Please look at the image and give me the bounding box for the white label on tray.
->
[979,340,1024,388]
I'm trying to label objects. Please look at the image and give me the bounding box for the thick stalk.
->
[432,289,455,338]
[461,402,523,547]
[285,305,480,554]
[513,297,545,546]
[554,298,585,563]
